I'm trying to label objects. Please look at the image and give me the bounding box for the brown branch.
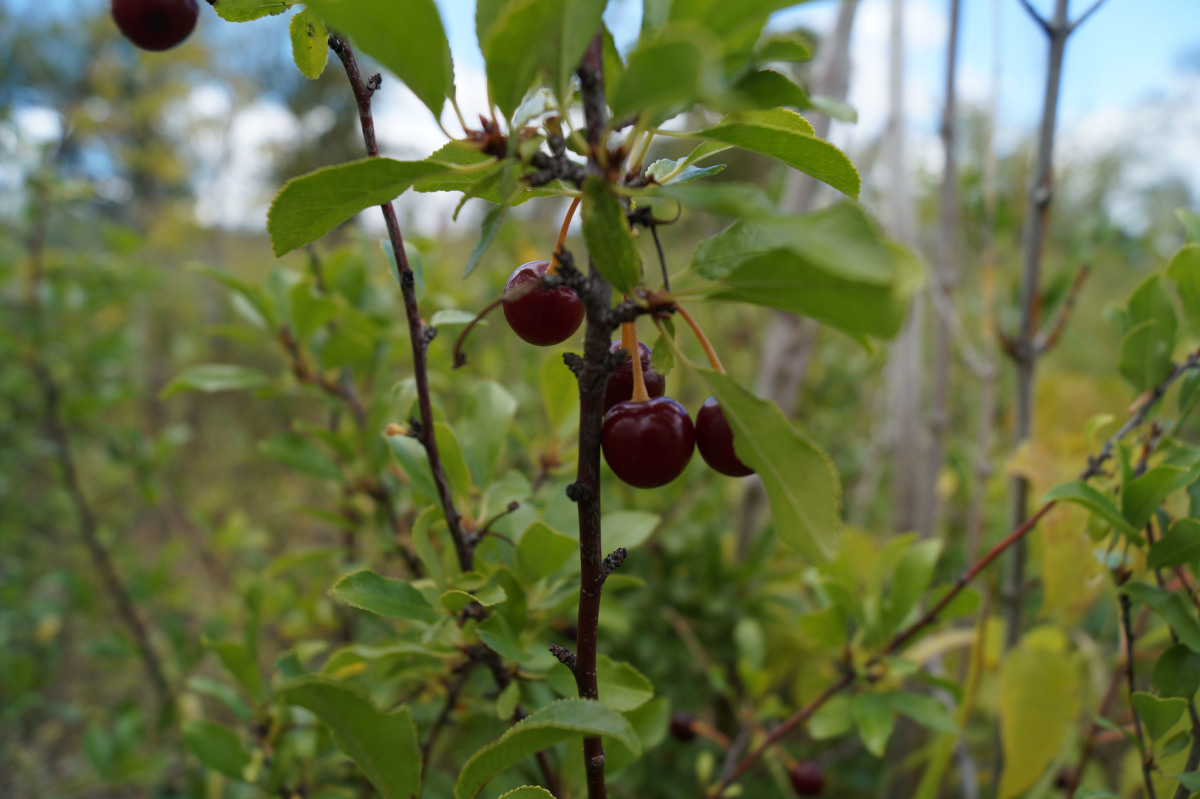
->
[1118,589,1158,799]
[329,36,473,573]
[1034,263,1090,354]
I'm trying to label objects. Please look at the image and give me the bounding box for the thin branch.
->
[421,663,474,773]
[1015,0,1051,34]
[329,36,473,573]
[1118,590,1158,799]
[1068,0,1111,34]
[1034,263,1090,354]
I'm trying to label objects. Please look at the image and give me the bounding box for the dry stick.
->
[329,37,473,573]
[1003,0,1073,650]
[706,350,1200,798]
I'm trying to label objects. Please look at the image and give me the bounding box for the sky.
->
[5,0,1200,233]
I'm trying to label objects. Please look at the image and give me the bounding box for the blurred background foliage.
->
[2,1,1198,797]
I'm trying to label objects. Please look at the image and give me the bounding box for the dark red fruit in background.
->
[603,339,666,413]
[112,0,199,51]
[788,761,825,796]
[601,397,694,489]
[669,711,696,742]
[695,397,754,477]
[502,260,585,346]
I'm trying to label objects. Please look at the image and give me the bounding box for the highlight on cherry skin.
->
[695,396,755,477]
[603,339,666,413]
[601,397,695,489]
[111,0,199,51]
[502,260,585,346]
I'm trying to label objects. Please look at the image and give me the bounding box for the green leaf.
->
[190,265,280,328]
[303,0,452,118]
[281,676,421,799]
[756,34,814,64]
[464,204,508,278]
[186,677,250,721]
[694,109,860,198]
[1178,771,1200,792]
[886,540,942,631]
[646,181,774,218]
[289,8,329,79]
[1124,465,1197,531]
[1118,275,1178,393]
[691,203,922,341]
[429,309,478,327]
[498,789,556,799]
[459,381,518,486]
[544,654,654,713]
[696,370,839,561]
[610,30,719,122]
[388,423,473,505]
[1153,644,1200,699]
[1179,209,1200,243]
[889,692,958,735]
[476,614,528,662]
[203,638,265,700]
[1149,519,1200,570]
[1043,481,1139,536]
[259,433,342,482]
[455,699,639,799]
[1168,244,1200,332]
[581,176,643,294]
[726,69,813,111]
[268,158,450,256]
[997,627,1079,799]
[852,693,894,756]
[1132,692,1186,741]
[331,569,439,623]
[600,511,661,551]
[1123,582,1200,653]
[161,364,268,398]
[183,721,251,781]
[809,693,853,739]
[210,0,291,22]
[516,522,577,582]
[540,351,579,435]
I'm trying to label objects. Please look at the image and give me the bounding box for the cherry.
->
[601,397,694,489]
[669,711,696,743]
[695,397,755,477]
[603,340,666,413]
[788,761,825,796]
[502,260,585,346]
[112,0,199,51]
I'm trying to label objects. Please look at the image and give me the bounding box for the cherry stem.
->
[547,196,582,276]
[675,302,724,373]
[621,320,649,402]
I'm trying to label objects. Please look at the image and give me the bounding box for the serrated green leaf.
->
[289,8,328,79]
[1150,519,1200,570]
[303,0,452,118]
[331,569,438,623]
[694,109,860,198]
[455,699,639,799]
[1132,692,1186,741]
[581,176,643,294]
[697,370,839,561]
[183,721,251,780]
[210,0,291,22]
[281,676,420,799]
[259,433,341,482]
[1043,481,1139,536]
[268,158,450,256]
[161,364,268,398]
[499,789,556,799]
[1123,583,1200,653]
[516,522,576,582]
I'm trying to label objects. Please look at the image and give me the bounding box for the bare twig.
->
[1069,0,1111,33]
[1118,590,1158,799]
[1015,0,1051,34]
[1034,264,1090,354]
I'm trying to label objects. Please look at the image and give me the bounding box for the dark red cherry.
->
[112,0,199,51]
[502,260,585,346]
[601,397,694,489]
[603,340,666,413]
[788,761,825,796]
[669,711,697,742]
[695,397,754,477]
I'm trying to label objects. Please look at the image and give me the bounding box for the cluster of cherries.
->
[504,260,755,490]
[111,0,199,51]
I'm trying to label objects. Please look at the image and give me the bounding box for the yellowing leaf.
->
[997,627,1079,799]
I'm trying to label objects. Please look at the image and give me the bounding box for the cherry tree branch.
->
[329,36,473,572]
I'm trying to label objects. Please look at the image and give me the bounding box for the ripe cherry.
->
[112,0,199,51]
[788,761,825,796]
[669,711,696,743]
[603,340,665,413]
[695,397,755,477]
[502,260,585,346]
[601,397,694,489]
